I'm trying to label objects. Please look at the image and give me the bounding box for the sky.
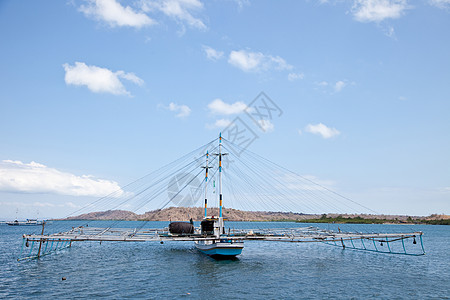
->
[0,0,449,219]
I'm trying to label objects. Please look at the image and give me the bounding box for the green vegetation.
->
[296,214,450,225]
[421,219,450,225]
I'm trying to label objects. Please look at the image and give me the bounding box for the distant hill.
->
[66,210,138,221]
[66,207,313,221]
[63,207,448,223]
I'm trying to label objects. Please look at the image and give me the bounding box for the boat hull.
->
[195,241,244,257]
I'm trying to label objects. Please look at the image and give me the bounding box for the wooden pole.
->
[37,221,46,258]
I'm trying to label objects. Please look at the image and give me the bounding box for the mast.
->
[204,151,209,218]
[212,133,227,236]
[219,133,223,218]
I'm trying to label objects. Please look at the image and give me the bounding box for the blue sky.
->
[0,0,449,218]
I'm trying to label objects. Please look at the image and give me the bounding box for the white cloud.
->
[429,0,450,9]
[203,45,224,61]
[142,0,206,30]
[234,0,250,11]
[214,118,232,128]
[116,71,144,85]
[206,118,232,129]
[352,0,408,23]
[228,50,263,72]
[269,55,293,70]
[167,102,191,118]
[63,62,143,95]
[257,120,274,132]
[305,123,341,139]
[334,80,347,92]
[0,160,125,197]
[288,72,305,81]
[207,99,247,115]
[316,80,352,93]
[80,0,155,28]
[228,50,293,72]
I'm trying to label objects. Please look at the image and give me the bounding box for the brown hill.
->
[426,214,450,220]
[64,207,447,222]
[140,207,314,221]
[66,207,314,221]
[66,210,138,220]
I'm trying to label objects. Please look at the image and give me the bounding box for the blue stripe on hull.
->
[197,244,243,256]
[199,247,243,257]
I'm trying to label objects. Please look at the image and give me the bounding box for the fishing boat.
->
[171,134,244,257]
[195,217,244,257]
[17,133,426,261]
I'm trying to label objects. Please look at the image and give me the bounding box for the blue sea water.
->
[0,221,449,299]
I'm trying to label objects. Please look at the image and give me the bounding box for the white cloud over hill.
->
[0,160,125,197]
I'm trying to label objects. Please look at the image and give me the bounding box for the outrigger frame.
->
[19,225,425,261]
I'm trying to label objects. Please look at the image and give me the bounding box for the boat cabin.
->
[200,217,226,237]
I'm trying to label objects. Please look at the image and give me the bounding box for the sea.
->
[0,221,449,299]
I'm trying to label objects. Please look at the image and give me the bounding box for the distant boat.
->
[7,219,44,226]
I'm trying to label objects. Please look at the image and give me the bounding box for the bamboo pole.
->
[36,221,46,258]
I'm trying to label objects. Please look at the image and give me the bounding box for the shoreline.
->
[49,217,449,225]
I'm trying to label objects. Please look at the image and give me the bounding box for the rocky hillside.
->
[139,207,314,221]
[64,207,445,222]
[66,210,138,221]
[66,207,314,221]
